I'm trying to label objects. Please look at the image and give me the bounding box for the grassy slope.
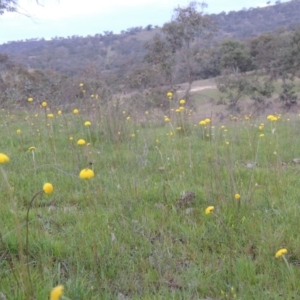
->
[1,95,300,299]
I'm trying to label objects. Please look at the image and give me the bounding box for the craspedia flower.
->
[50,285,64,300]
[167,92,173,99]
[131,133,135,138]
[43,183,54,194]
[73,109,79,114]
[179,99,186,105]
[77,139,86,145]
[16,129,21,134]
[0,153,10,164]
[179,106,185,112]
[199,120,206,126]
[57,110,62,115]
[27,97,33,102]
[275,248,287,258]
[84,121,91,126]
[205,206,214,215]
[79,83,84,87]
[28,146,36,151]
[164,116,170,122]
[79,168,94,179]
[235,193,241,200]
[41,101,47,107]
[47,113,54,118]
[205,118,211,124]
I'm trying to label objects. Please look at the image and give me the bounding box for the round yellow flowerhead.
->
[167,92,173,99]
[131,133,135,138]
[205,206,214,215]
[50,285,64,300]
[199,120,207,126]
[79,168,95,179]
[57,110,62,115]
[275,248,287,258]
[47,113,54,118]
[77,139,86,145]
[164,116,170,122]
[179,99,186,105]
[43,183,54,194]
[28,146,36,151]
[84,121,91,127]
[235,193,241,200]
[179,106,185,112]
[73,109,79,114]
[205,118,211,124]
[79,83,84,87]
[0,153,10,164]
[27,97,33,102]
[41,101,47,107]
[16,129,21,134]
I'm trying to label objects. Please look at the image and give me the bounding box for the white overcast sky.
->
[0,0,291,44]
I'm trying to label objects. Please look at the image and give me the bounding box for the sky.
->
[0,0,291,44]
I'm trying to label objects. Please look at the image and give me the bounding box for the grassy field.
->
[1,95,300,300]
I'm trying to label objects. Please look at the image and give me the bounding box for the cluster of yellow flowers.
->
[267,114,280,121]
[199,118,211,126]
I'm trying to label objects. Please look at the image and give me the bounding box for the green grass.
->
[1,102,300,299]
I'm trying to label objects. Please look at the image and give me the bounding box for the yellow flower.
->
[205,118,211,124]
[28,147,36,151]
[175,109,180,113]
[205,206,214,215]
[258,125,264,130]
[131,133,135,138]
[79,83,84,87]
[179,106,185,112]
[0,153,10,164]
[235,193,241,200]
[225,141,230,145]
[199,120,206,126]
[50,285,64,300]
[90,94,95,98]
[126,116,130,120]
[84,121,91,126]
[43,183,54,194]
[73,109,79,114]
[77,139,86,145]
[167,92,173,98]
[27,97,33,102]
[179,99,185,105]
[47,113,54,118]
[79,168,94,179]
[57,110,62,115]
[16,129,21,134]
[41,101,47,107]
[275,248,287,258]
[69,136,73,141]
[176,127,182,130]
[164,117,170,122]
[259,134,264,137]
[145,111,149,115]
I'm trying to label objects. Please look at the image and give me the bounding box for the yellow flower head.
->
[27,97,33,102]
[167,92,173,98]
[126,116,130,120]
[79,83,84,87]
[28,146,36,151]
[199,120,207,126]
[16,129,21,134]
[145,111,149,115]
[0,153,10,164]
[41,101,47,107]
[164,117,170,122]
[84,121,91,126]
[205,118,211,124]
[73,109,79,114]
[235,193,241,200]
[205,206,214,215]
[77,139,86,145]
[131,133,135,138]
[179,99,186,105]
[275,248,287,258]
[179,106,185,112]
[50,285,64,300]
[43,183,54,194]
[57,110,62,115]
[259,134,264,138]
[79,168,94,179]
[47,113,54,118]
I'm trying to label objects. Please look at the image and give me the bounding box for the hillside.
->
[0,0,299,83]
